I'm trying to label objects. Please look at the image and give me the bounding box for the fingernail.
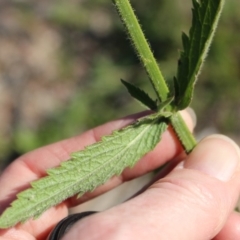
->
[186,107,197,127]
[179,107,197,130]
[184,135,240,182]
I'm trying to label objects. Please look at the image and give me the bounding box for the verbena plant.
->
[0,0,225,228]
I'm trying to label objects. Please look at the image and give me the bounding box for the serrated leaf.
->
[0,116,167,228]
[121,79,157,110]
[175,0,225,109]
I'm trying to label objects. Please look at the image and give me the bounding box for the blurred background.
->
[0,0,239,172]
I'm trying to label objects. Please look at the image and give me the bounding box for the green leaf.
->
[175,0,225,109]
[0,116,167,228]
[121,79,157,110]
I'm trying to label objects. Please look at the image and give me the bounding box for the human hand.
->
[0,110,240,240]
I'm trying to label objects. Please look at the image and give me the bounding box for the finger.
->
[63,135,240,240]
[213,211,240,240]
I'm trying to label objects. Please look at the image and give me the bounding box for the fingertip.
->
[185,134,240,182]
[202,134,240,159]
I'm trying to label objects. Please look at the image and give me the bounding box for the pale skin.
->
[1,110,240,240]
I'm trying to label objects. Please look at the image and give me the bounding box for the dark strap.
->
[47,211,98,240]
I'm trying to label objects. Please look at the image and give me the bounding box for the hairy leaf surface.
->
[0,116,167,228]
[175,0,225,109]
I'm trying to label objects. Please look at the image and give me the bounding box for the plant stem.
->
[113,0,197,153]
[113,0,169,102]
[170,113,197,153]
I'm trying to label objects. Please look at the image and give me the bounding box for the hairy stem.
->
[113,0,169,102]
[170,112,197,153]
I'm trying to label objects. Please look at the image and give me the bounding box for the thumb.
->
[62,135,240,240]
